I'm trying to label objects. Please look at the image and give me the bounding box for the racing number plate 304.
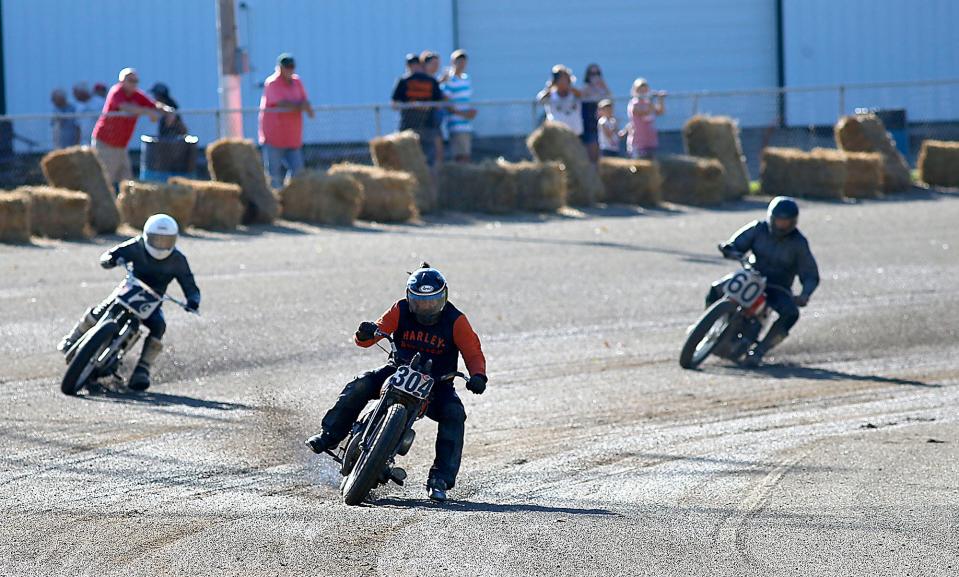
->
[387,365,434,399]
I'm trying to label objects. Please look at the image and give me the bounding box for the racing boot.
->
[57,310,96,354]
[743,324,788,367]
[427,478,448,502]
[305,431,339,454]
[128,337,162,391]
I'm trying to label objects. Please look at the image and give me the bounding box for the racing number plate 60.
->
[723,268,765,308]
[387,365,434,399]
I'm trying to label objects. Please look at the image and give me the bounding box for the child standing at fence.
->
[597,99,620,158]
[626,78,665,159]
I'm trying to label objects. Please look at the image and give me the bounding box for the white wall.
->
[783,0,959,125]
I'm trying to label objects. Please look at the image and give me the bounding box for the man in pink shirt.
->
[259,53,314,189]
[92,68,174,188]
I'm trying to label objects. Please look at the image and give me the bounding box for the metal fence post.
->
[374,105,382,137]
[215,109,222,139]
[531,101,539,130]
[692,94,700,116]
[838,84,846,117]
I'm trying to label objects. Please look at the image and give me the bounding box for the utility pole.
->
[216,0,244,138]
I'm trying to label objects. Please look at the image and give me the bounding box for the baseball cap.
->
[405,53,420,65]
[450,49,468,61]
[277,53,295,67]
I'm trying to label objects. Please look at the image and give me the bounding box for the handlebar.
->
[372,328,466,382]
[117,259,199,316]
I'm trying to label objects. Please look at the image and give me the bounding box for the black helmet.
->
[407,263,448,325]
[767,196,799,237]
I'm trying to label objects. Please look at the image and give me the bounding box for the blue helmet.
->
[407,263,448,325]
[767,196,799,236]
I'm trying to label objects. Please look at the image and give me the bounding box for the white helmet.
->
[142,214,178,260]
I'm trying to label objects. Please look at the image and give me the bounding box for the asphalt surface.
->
[2,192,958,576]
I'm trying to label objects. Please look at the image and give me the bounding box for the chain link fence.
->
[2,79,958,190]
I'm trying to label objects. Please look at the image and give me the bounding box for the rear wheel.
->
[341,403,408,506]
[61,320,117,395]
[679,300,738,370]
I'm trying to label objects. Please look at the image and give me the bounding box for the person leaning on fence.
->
[392,53,445,165]
[536,65,583,136]
[149,83,189,138]
[442,49,476,163]
[421,51,446,166]
[581,63,611,163]
[626,77,665,159]
[259,53,314,190]
[92,68,175,189]
[50,88,80,149]
[72,82,96,145]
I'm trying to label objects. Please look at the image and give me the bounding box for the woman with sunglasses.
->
[581,63,611,163]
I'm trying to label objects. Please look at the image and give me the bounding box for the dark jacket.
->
[391,72,444,130]
[358,299,486,381]
[101,237,201,307]
[722,220,820,298]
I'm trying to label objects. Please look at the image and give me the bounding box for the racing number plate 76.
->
[387,365,433,399]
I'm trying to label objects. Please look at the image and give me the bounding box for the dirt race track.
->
[2,193,958,576]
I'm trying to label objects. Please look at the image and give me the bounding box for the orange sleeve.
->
[354,302,401,348]
[453,315,486,376]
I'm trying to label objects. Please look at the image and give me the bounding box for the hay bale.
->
[598,157,662,206]
[497,160,567,212]
[278,171,364,226]
[835,114,911,192]
[40,145,119,234]
[438,162,516,214]
[657,155,725,206]
[526,121,605,205]
[328,163,418,223]
[918,139,959,188]
[168,177,244,231]
[16,186,89,239]
[370,130,437,213]
[682,115,750,200]
[118,180,196,230]
[0,191,31,243]
[838,150,884,199]
[760,147,846,200]
[205,138,279,224]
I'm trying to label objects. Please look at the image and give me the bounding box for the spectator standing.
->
[392,53,444,164]
[72,82,96,144]
[149,83,189,137]
[421,51,446,166]
[92,68,174,187]
[536,65,583,135]
[51,89,80,149]
[259,53,314,189]
[597,99,620,158]
[442,49,476,163]
[626,78,666,159]
[580,63,611,163]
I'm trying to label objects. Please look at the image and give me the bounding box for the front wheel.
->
[341,403,408,506]
[679,300,738,370]
[61,320,118,395]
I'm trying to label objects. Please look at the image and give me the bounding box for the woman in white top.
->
[536,65,583,135]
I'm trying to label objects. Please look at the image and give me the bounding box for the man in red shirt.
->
[92,68,174,188]
[259,53,314,189]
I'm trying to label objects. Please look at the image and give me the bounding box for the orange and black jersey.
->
[355,299,486,380]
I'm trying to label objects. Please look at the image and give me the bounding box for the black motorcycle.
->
[321,330,466,506]
[679,252,793,369]
[61,261,195,395]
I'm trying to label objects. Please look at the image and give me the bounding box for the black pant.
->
[706,276,799,334]
[320,365,467,489]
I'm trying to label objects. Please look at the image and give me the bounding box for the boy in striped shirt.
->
[442,50,477,163]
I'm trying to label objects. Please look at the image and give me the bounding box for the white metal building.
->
[2,0,958,147]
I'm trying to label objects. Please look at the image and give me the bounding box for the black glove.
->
[186,299,200,313]
[794,294,809,307]
[466,374,487,395]
[719,243,743,260]
[356,321,378,342]
[99,253,117,269]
